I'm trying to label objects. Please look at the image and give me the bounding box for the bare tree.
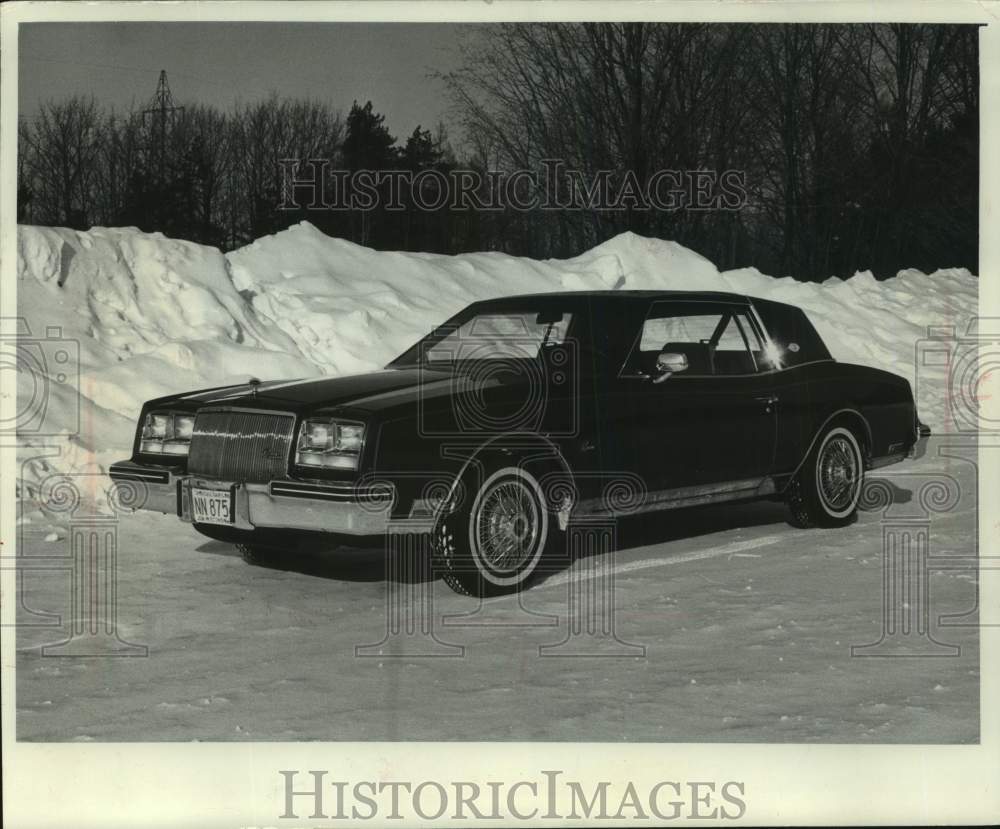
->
[21,96,102,227]
[227,95,343,244]
[747,25,867,277]
[845,24,973,272]
[167,104,233,244]
[90,108,144,226]
[443,23,758,259]
[445,22,975,277]
[17,117,35,222]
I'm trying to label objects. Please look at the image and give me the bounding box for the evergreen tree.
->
[342,100,397,171]
[337,101,398,246]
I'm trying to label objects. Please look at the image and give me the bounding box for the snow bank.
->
[14,226,315,492]
[15,222,976,491]
[228,223,976,426]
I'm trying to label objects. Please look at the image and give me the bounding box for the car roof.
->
[470,289,780,307]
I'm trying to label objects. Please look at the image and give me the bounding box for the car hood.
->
[167,367,470,415]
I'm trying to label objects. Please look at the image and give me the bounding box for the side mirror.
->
[653,351,688,383]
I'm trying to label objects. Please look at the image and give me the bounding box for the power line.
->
[142,70,184,183]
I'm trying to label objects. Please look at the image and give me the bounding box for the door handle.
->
[756,394,779,411]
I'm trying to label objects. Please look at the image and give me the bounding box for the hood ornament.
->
[248,377,261,398]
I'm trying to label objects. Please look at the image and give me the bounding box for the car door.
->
[601,300,777,497]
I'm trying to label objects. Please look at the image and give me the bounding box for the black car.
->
[110,290,930,596]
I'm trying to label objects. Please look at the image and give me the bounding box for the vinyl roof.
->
[472,289,791,307]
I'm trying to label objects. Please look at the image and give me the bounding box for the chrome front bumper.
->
[108,460,392,535]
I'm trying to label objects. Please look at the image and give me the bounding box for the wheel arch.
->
[441,432,575,520]
[785,407,872,488]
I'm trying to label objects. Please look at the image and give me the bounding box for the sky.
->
[18,22,466,140]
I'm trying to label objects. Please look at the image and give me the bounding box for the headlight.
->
[295,418,366,471]
[140,411,195,456]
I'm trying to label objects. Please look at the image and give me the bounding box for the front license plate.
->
[191,487,233,525]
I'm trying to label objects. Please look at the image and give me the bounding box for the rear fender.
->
[782,407,873,492]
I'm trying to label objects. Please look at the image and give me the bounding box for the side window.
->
[621,302,764,378]
[716,315,748,349]
[639,314,718,351]
[714,314,764,374]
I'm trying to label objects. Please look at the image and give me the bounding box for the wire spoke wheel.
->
[473,478,540,574]
[817,435,860,513]
[788,425,865,529]
[434,465,553,596]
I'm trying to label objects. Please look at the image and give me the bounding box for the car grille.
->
[187,410,296,484]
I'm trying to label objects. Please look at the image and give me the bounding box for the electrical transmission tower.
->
[142,70,184,184]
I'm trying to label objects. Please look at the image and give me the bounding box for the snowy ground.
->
[15,437,979,743]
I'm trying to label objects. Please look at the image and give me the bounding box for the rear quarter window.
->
[753,301,832,367]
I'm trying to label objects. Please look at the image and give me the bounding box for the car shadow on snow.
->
[193,496,803,587]
[536,476,913,577]
[191,478,912,587]
[194,538,437,584]
[600,498,793,551]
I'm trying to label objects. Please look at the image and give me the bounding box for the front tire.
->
[237,543,275,566]
[433,466,551,597]
[787,425,864,528]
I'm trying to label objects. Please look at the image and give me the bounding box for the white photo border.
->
[2,2,997,826]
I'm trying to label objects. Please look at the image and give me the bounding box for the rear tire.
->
[433,466,551,597]
[787,425,864,528]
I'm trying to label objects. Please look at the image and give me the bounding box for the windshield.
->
[390,308,573,367]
